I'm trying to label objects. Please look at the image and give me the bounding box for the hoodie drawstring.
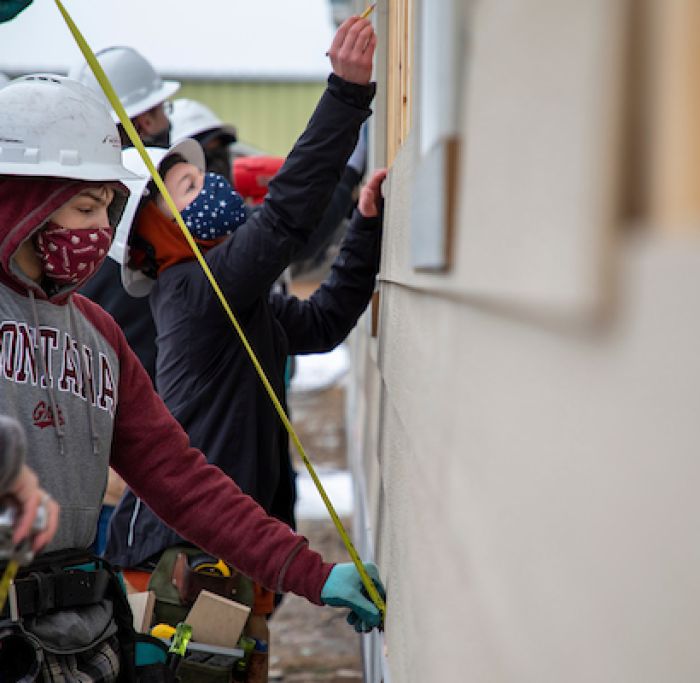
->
[29,291,100,457]
[30,290,65,456]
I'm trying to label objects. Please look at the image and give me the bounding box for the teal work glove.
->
[321,562,385,633]
[0,0,32,22]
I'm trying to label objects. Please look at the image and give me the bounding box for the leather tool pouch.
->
[148,547,253,627]
[171,552,253,606]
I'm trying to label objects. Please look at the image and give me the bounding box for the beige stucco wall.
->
[348,1,700,681]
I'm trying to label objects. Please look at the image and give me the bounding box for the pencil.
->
[325,3,377,56]
[360,3,376,19]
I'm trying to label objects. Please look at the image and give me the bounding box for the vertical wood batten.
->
[647,0,700,230]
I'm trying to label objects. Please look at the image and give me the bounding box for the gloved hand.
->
[321,562,385,633]
[0,0,32,23]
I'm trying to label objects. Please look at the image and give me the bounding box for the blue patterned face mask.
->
[180,172,248,240]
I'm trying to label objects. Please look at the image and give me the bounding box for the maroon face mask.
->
[34,222,113,287]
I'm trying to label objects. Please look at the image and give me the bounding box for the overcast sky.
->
[0,0,337,79]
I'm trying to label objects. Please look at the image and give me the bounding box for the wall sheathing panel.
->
[378,0,627,316]
[370,242,700,682]
[348,0,700,681]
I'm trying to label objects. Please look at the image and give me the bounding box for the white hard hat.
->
[0,74,141,181]
[170,98,237,145]
[111,138,205,297]
[69,46,180,122]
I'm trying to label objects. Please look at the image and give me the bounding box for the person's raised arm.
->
[271,169,387,353]
[196,18,378,314]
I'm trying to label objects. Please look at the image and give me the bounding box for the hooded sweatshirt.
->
[0,177,333,653]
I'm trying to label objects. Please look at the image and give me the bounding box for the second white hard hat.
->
[69,46,180,122]
[0,74,141,181]
[111,138,205,297]
[169,98,237,145]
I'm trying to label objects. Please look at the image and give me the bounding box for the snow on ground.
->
[290,345,354,520]
[290,345,350,394]
[295,468,353,520]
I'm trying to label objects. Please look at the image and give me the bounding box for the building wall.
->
[349,1,700,681]
[177,80,325,156]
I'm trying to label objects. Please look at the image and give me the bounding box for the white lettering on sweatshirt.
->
[0,320,116,416]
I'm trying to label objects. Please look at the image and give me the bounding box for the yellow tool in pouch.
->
[151,623,176,640]
[189,555,231,577]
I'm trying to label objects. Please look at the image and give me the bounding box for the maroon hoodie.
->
[0,177,332,605]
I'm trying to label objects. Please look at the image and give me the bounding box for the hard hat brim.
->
[0,161,143,181]
[195,124,238,147]
[166,138,206,174]
[114,79,180,122]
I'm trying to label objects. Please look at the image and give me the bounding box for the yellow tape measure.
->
[53,0,385,620]
[190,555,231,577]
[0,559,19,614]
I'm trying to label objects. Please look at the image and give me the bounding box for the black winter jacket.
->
[105,75,381,568]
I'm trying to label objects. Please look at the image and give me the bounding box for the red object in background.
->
[233,156,285,205]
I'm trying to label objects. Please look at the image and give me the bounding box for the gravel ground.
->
[268,384,365,682]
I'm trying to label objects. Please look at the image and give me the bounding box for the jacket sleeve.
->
[270,209,382,354]
[106,317,333,602]
[181,75,375,315]
[292,165,361,264]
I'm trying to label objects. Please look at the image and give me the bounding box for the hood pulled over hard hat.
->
[0,74,139,300]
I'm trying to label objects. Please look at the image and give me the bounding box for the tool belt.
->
[0,549,110,621]
[0,566,110,620]
[1,549,174,682]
